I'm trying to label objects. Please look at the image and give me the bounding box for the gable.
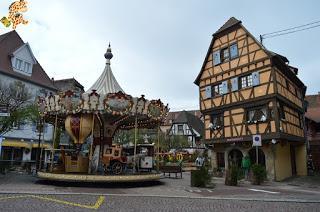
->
[12,43,37,64]
[194,21,270,86]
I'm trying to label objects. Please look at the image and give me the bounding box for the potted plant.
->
[251,164,266,185]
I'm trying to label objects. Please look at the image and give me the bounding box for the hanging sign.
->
[252,134,262,147]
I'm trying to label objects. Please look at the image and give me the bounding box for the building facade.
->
[167,110,204,147]
[0,31,57,165]
[305,94,320,171]
[194,17,307,181]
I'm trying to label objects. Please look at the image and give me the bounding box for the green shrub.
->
[225,165,239,186]
[191,166,211,187]
[251,164,266,185]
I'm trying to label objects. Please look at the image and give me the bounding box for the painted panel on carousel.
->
[89,90,99,111]
[60,90,80,114]
[65,114,93,144]
[80,93,90,111]
[148,99,167,120]
[104,91,133,115]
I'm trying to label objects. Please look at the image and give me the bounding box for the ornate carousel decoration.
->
[37,44,169,182]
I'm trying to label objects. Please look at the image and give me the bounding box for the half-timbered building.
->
[194,17,307,181]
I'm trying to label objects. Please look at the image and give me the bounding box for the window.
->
[316,123,320,132]
[240,74,253,89]
[279,105,286,120]
[212,83,223,97]
[177,124,184,134]
[221,48,229,62]
[247,107,268,123]
[24,62,31,73]
[15,58,23,70]
[230,43,238,59]
[217,152,225,168]
[210,114,223,128]
[213,50,221,65]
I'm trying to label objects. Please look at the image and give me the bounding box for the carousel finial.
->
[104,42,113,63]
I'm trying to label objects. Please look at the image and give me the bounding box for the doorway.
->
[290,145,297,175]
[228,149,243,168]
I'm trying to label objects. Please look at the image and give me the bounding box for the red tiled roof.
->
[306,108,320,123]
[305,94,320,123]
[0,30,57,91]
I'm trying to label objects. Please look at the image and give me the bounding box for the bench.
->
[160,164,182,178]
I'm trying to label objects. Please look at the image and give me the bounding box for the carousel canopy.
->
[38,44,169,129]
[87,44,124,94]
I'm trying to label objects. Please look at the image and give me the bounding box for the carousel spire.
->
[87,43,124,94]
[104,42,113,64]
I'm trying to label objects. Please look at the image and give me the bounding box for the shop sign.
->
[226,137,243,143]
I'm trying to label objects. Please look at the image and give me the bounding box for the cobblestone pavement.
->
[0,171,320,211]
[0,194,319,212]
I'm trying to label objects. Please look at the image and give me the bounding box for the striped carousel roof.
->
[87,44,124,94]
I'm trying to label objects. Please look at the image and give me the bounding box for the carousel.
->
[37,44,169,182]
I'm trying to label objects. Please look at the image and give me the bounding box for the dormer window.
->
[10,43,36,76]
[14,58,31,74]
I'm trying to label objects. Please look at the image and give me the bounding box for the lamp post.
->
[36,118,43,171]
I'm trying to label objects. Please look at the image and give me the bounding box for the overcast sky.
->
[0,0,319,111]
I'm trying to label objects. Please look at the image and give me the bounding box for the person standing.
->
[242,155,251,180]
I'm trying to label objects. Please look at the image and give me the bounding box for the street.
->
[0,171,320,211]
[0,193,319,212]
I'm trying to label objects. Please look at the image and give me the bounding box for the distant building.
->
[53,78,84,97]
[161,110,202,135]
[166,110,204,147]
[0,30,57,164]
[305,94,320,171]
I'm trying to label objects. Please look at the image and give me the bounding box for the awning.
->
[2,140,52,149]
[32,143,52,148]
[2,140,30,148]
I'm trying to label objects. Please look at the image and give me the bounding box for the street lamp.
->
[36,118,43,171]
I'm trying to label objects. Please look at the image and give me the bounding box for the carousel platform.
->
[37,171,161,183]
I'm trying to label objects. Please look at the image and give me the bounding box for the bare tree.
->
[0,80,39,135]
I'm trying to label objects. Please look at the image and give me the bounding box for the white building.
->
[0,31,57,165]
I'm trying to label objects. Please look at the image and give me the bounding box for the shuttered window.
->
[230,43,238,59]
[221,81,228,94]
[205,86,212,99]
[252,71,260,86]
[231,77,238,91]
[213,50,221,65]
